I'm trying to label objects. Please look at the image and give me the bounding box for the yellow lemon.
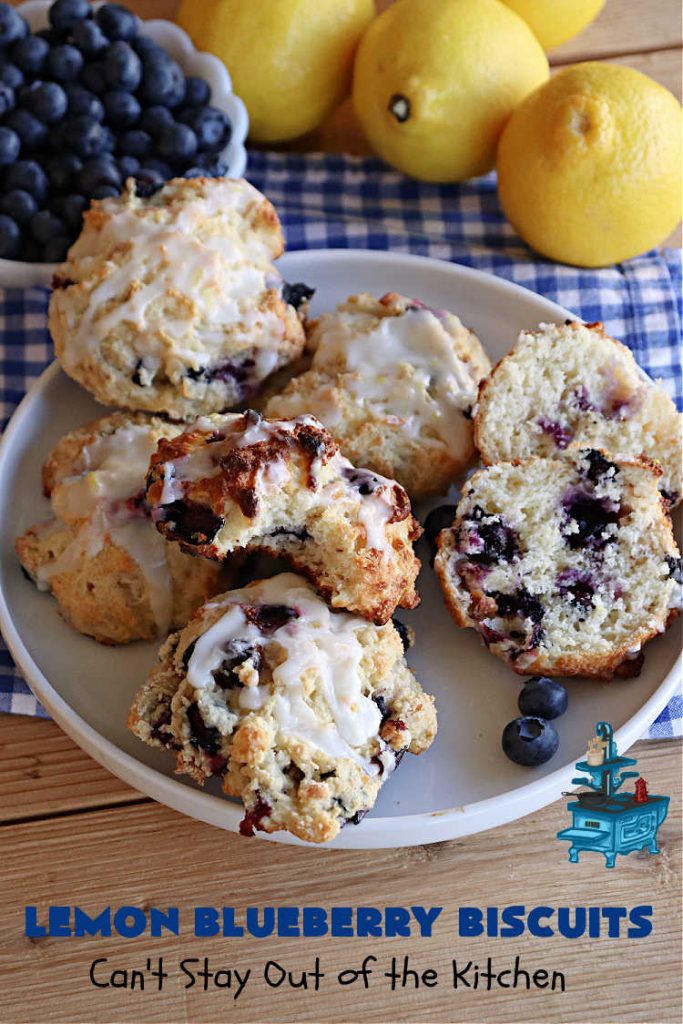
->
[352,0,549,183]
[496,62,683,267]
[177,0,374,143]
[500,0,605,50]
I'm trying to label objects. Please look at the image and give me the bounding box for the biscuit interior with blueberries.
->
[48,177,311,421]
[144,410,422,625]
[266,292,491,500]
[474,320,682,506]
[128,573,437,844]
[15,412,225,645]
[434,448,681,680]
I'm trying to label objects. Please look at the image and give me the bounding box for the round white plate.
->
[0,0,249,287]
[0,250,680,848]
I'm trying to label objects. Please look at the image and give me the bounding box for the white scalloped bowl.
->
[0,0,249,287]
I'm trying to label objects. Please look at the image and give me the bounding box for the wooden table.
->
[1,2,681,1022]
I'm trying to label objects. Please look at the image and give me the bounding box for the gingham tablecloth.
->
[1,151,681,737]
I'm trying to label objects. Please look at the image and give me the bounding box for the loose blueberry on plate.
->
[502,716,559,766]
[517,676,568,720]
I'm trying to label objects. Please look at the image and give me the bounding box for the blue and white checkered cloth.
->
[1,151,681,737]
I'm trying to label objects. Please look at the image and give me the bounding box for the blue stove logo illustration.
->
[557,721,669,869]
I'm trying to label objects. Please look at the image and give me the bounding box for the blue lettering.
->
[330,907,354,937]
[628,905,653,939]
[221,909,244,937]
[24,907,47,938]
[195,907,220,937]
[49,906,72,937]
[302,908,328,937]
[356,907,382,937]
[150,907,179,937]
[589,906,602,938]
[277,908,299,937]
[385,907,411,937]
[74,907,111,937]
[458,907,483,937]
[602,907,627,938]
[527,906,554,937]
[113,907,147,938]
[499,906,525,938]
[411,906,442,937]
[557,907,586,939]
[246,907,274,938]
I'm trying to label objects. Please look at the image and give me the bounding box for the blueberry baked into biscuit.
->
[474,321,682,506]
[434,449,681,679]
[16,412,225,645]
[128,573,437,843]
[266,292,490,499]
[48,177,311,420]
[144,410,422,625]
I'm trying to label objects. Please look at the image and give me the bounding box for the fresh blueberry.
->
[0,213,21,256]
[103,88,140,127]
[91,184,119,199]
[192,152,227,176]
[4,108,47,149]
[133,167,164,195]
[0,125,20,165]
[0,189,36,225]
[31,209,65,244]
[182,75,210,108]
[63,114,108,158]
[502,717,559,767]
[11,34,49,74]
[78,155,121,195]
[118,127,151,157]
[55,192,87,230]
[71,19,108,57]
[141,156,172,178]
[158,122,197,164]
[179,105,230,150]
[96,4,139,42]
[64,83,104,120]
[104,40,141,91]
[518,677,568,720]
[183,165,204,179]
[0,5,28,48]
[139,50,185,108]
[45,44,84,83]
[45,152,82,191]
[4,160,48,202]
[131,35,160,58]
[34,28,60,46]
[117,153,139,178]
[80,61,107,95]
[49,0,92,33]
[21,81,68,124]
[43,235,71,262]
[423,504,457,545]
[139,104,174,137]
[100,124,116,152]
[0,57,23,89]
[0,79,14,117]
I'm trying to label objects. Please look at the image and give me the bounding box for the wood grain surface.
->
[1,2,681,1022]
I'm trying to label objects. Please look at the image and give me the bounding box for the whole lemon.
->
[497,62,683,267]
[500,1,605,50]
[177,0,374,143]
[352,0,549,183]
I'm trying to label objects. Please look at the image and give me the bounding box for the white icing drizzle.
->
[187,574,382,771]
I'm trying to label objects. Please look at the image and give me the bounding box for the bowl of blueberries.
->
[0,0,249,284]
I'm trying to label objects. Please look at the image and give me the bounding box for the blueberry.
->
[55,192,87,230]
[0,125,19,165]
[71,19,108,57]
[391,617,411,653]
[423,504,457,545]
[91,184,119,199]
[117,153,139,178]
[0,58,23,89]
[64,83,104,120]
[133,167,164,196]
[78,156,121,195]
[21,81,68,124]
[4,160,48,202]
[141,156,172,178]
[45,43,84,83]
[5,108,47,150]
[118,127,151,157]
[11,34,49,75]
[183,75,210,108]
[80,61,107,95]
[0,79,14,117]
[157,499,224,545]
[131,36,160,58]
[63,114,108,158]
[49,0,92,32]
[183,165,204,179]
[562,490,620,551]
[0,5,28,48]
[192,153,227,177]
[31,209,65,244]
[518,677,568,720]
[245,604,299,634]
[34,28,60,46]
[582,448,619,485]
[0,189,36,225]
[179,105,230,151]
[158,122,197,164]
[45,152,82,191]
[502,717,559,767]
[104,40,141,91]
[0,213,20,257]
[139,50,185,108]
[96,4,139,42]
[103,88,140,127]
[43,235,71,263]
[139,104,174,137]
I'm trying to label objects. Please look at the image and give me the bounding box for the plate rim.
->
[0,249,679,849]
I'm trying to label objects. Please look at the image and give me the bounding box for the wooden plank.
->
[0,739,680,1023]
[0,716,142,823]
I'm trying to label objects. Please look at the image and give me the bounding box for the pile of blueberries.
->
[502,677,568,766]
[0,0,232,262]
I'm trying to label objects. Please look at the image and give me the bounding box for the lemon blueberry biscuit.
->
[434,448,681,679]
[128,573,437,843]
[145,410,422,625]
[16,413,225,645]
[474,321,682,506]
[48,177,310,420]
[266,292,490,499]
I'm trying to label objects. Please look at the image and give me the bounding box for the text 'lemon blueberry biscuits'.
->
[48,177,311,421]
[128,573,437,843]
[266,292,491,499]
[145,410,422,625]
[434,449,681,679]
[16,413,226,645]
[474,321,682,506]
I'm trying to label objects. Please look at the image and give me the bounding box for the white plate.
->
[0,0,249,287]
[0,250,680,849]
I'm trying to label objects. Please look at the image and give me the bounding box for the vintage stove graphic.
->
[557,721,669,868]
